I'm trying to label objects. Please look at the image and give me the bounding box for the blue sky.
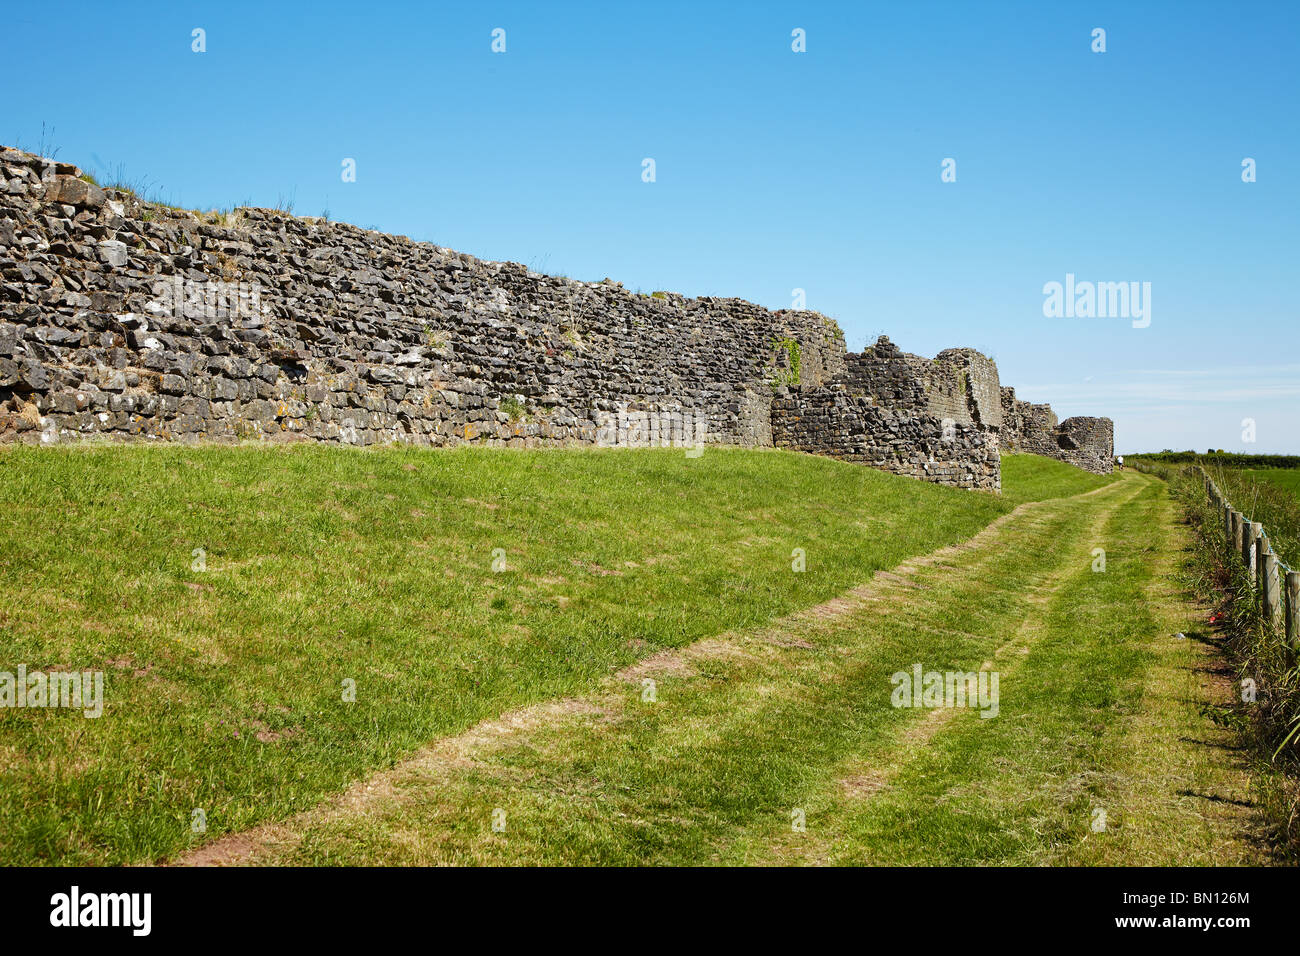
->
[4,0,1296,453]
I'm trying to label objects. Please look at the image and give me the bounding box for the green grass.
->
[1162,463,1300,854]
[1252,468,1300,502]
[227,471,1261,866]
[0,445,1103,865]
[1132,451,1300,470]
[798,477,1241,865]
[1199,464,1300,568]
[999,452,1115,506]
[1242,468,1300,567]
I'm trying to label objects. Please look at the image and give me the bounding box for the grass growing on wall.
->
[768,337,801,387]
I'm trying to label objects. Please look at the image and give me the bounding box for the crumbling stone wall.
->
[0,146,845,450]
[1000,387,1059,456]
[772,336,1002,490]
[999,386,1113,474]
[0,144,1110,487]
[935,348,1002,432]
[841,338,1001,431]
[1052,416,1114,474]
[771,384,1001,490]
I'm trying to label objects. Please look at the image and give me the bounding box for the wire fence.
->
[1192,465,1300,646]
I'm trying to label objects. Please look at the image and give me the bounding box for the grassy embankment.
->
[210,467,1263,865]
[0,445,1109,864]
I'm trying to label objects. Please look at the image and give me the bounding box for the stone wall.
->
[999,386,1113,474]
[0,146,843,450]
[771,384,1001,490]
[841,338,1002,430]
[1052,416,1115,474]
[0,144,1110,487]
[1000,386,1058,456]
[772,336,1002,490]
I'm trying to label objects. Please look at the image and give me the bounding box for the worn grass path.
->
[175,470,1265,865]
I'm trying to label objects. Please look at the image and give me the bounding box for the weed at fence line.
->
[1165,464,1300,856]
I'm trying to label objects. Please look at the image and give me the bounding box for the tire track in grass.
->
[766,477,1263,866]
[1059,482,1264,865]
[721,475,1146,865]
[820,487,1128,810]
[172,476,1140,866]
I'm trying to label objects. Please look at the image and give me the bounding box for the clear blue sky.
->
[4,1,1296,453]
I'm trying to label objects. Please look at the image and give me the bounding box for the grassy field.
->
[182,468,1265,865]
[1131,453,1300,565]
[1252,468,1300,499]
[0,445,1111,865]
[1199,464,1300,567]
[999,453,1114,506]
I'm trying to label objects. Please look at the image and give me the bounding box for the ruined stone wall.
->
[842,339,930,410]
[1053,416,1114,474]
[999,386,1113,474]
[1000,387,1059,456]
[841,337,1001,431]
[0,144,1110,488]
[771,384,1001,490]
[0,146,843,449]
[934,348,1002,432]
[773,336,1003,490]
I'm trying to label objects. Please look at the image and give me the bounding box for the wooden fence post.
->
[1261,549,1280,621]
[1287,571,1300,651]
[1256,536,1268,595]
[1244,521,1261,577]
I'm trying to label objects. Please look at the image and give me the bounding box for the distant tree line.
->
[1129,450,1300,469]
